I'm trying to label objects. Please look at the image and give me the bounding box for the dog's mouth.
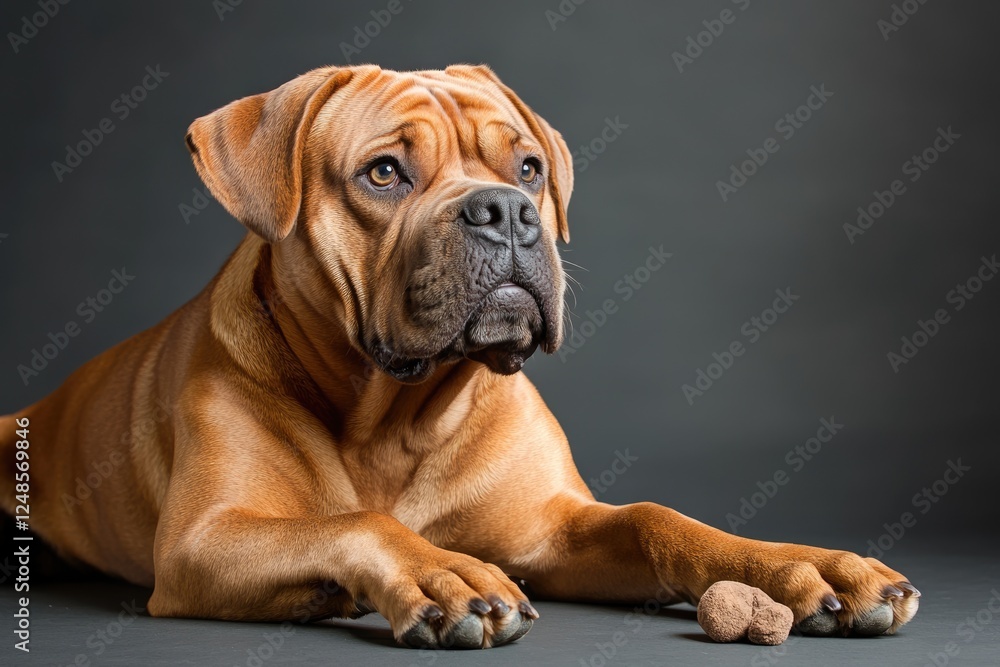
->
[461,280,544,375]
[494,281,529,295]
[369,279,552,382]
[370,344,435,383]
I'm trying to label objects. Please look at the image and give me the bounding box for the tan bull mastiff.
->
[1,65,918,648]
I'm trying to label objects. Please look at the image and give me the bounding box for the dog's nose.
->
[460,188,540,247]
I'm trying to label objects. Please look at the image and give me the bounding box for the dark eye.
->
[520,160,539,183]
[367,162,398,189]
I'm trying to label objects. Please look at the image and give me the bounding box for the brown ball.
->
[697,581,794,646]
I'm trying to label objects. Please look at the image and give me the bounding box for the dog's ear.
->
[185,66,356,243]
[446,64,573,244]
[531,114,573,244]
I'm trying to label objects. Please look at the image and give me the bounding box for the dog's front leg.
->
[519,500,919,636]
[148,404,537,649]
[148,509,536,648]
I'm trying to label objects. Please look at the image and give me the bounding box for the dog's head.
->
[186,65,573,382]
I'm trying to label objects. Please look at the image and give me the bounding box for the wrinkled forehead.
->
[311,69,545,172]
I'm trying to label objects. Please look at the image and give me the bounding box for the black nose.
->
[460,188,540,248]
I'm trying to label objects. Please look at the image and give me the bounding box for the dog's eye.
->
[519,160,538,183]
[367,162,399,189]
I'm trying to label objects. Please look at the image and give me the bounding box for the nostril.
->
[519,204,539,226]
[486,203,503,225]
[462,201,504,226]
[461,189,536,229]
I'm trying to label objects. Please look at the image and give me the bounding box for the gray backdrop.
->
[2,0,998,565]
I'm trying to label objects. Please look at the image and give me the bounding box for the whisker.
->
[564,281,578,309]
[561,259,589,272]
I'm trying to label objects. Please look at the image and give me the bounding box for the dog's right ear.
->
[184,66,357,243]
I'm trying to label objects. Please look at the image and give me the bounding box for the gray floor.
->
[3,550,999,666]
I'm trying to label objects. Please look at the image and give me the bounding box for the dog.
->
[1,64,918,648]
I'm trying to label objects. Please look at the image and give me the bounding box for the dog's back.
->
[0,286,218,586]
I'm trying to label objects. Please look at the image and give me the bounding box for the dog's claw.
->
[469,598,492,616]
[519,601,540,619]
[899,582,921,598]
[486,594,510,617]
[822,594,842,611]
[421,604,444,622]
[882,585,905,599]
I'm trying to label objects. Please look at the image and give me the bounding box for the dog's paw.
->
[377,551,536,649]
[753,548,919,637]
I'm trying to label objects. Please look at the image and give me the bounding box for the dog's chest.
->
[320,435,438,515]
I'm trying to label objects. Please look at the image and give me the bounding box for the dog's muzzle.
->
[459,188,550,375]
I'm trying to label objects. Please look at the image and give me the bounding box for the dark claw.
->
[898,582,921,598]
[518,600,540,619]
[822,594,842,611]
[486,594,510,617]
[882,585,904,599]
[469,598,492,616]
[421,604,444,622]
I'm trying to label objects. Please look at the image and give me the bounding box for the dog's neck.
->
[225,235,501,446]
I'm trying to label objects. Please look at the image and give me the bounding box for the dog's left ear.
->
[532,114,574,244]
[184,66,357,243]
[446,64,573,244]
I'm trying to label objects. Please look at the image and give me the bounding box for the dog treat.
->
[697,581,794,645]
